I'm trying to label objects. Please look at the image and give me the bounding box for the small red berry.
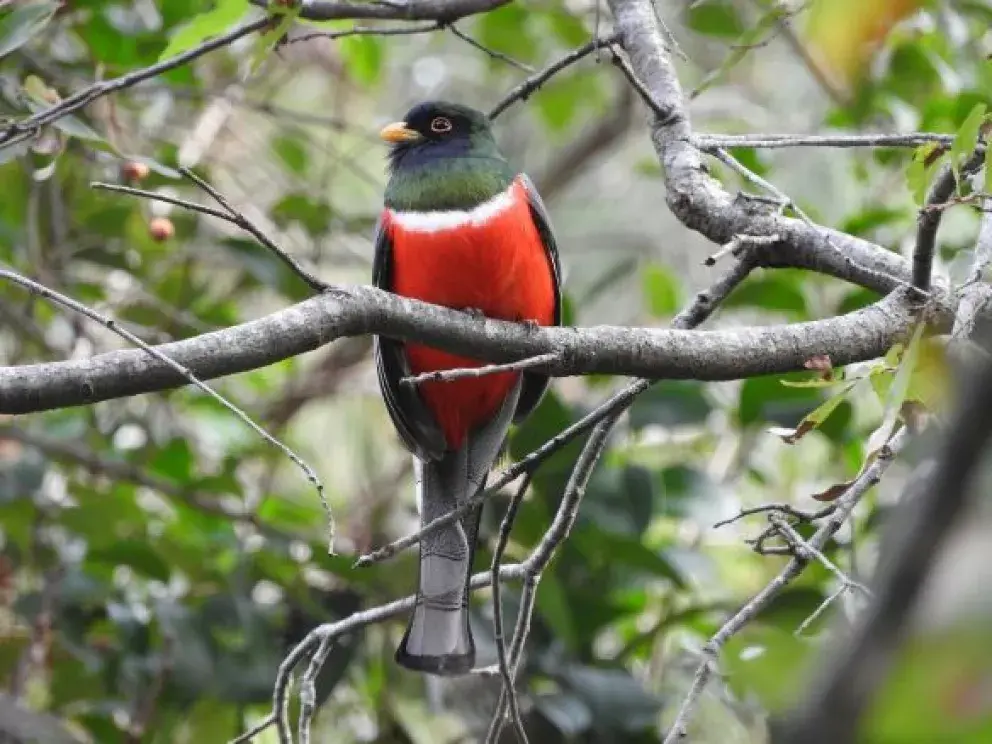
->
[148,217,175,242]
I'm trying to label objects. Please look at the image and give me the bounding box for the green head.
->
[381,101,515,212]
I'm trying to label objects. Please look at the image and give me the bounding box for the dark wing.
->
[372,215,448,462]
[514,173,563,423]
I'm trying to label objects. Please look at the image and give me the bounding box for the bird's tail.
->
[396,379,522,676]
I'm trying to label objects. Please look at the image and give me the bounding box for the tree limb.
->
[0,284,930,415]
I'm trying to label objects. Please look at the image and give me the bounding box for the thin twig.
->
[713,502,836,529]
[0,17,271,151]
[488,34,620,120]
[228,714,276,744]
[795,584,847,636]
[913,150,986,292]
[400,352,559,387]
[490,473,534,744]
[265,562,530,741]
[608,44,671,120]
[709,146,928,299]
[298,634,335,744]
[286,21,439,46]
[179,167,328,293]
[0,268,335,554]
[704,233,780,266]
[770,515,873,598]
[91,182,238,224]
[448,22,535,71]
[661,428,908,743]
[691,132,955,150]
[486,412,620,742]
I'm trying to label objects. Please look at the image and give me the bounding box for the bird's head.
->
[380,101,501,173]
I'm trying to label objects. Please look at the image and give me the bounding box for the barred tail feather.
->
[396,378,522,676]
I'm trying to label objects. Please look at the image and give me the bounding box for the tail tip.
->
[395,646,475,676]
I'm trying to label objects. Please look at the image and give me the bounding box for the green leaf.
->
[476,4,539,66]
[559,664,662,734]
[250,4,299,72]
[628,381,711,429]
[149,438,195,482]
[271,192,333,236]
[641,263,682,317]
[768,382,856,445]
[340,35,383,86]
[535,570,579,652]
[691,6,785,97]
[739,373,824,427]
[158,0,248,61]
[88,540,171,581]
[722,272,808,317]
[574,527,686,587]
[908,142,943,206]
[724,626,812,711]
[533,69,604,133]
[686,0,744,39]
[271,133,309,175]
[221,236,313,301]
[905,336,950,411]
[24,98,107,145]
[0,1,58,60]
[543,9,589,46]
[871,323,925,452]
[951,102,986,174]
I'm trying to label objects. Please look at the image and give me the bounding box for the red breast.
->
[385,176,556,449]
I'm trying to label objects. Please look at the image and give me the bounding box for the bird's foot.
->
[516,317,541,332]
[463,307,487,320]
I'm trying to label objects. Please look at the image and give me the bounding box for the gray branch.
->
[0,285,928,415]
[607,0,945,301]
[249,0,510,22]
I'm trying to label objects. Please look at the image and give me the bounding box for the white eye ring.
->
[430,116,453,133]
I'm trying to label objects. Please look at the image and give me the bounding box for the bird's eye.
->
[430,116,453,134]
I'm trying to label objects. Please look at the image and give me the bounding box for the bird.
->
[373,101,562,676]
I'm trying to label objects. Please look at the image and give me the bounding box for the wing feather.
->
[372,215,447,461]
[515,174,563,422]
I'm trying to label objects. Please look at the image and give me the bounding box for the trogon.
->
[373,101,562,675]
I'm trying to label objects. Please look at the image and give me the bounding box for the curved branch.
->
[0,285,927,415]
[607,0,946,301]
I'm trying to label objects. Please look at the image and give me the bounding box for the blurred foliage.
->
[0,1,991,743]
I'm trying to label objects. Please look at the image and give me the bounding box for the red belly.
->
[387,180,556,449]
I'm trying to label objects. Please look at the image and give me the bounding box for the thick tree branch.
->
[0,285,929,415]
[607,0,946,301]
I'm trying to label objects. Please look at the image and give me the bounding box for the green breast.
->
[385,157,515,212]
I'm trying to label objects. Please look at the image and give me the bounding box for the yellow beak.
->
[379,122,422,144]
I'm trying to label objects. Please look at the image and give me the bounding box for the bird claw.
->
[517,318,540,332]
[463,307,486,320]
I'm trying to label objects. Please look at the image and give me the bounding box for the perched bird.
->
[373,101,562,675]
